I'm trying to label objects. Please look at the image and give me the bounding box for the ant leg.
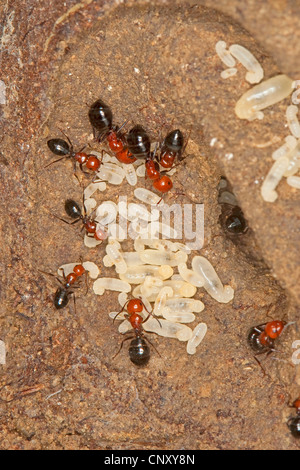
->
[143,334,161,359]
[38,270,64,286]
[44,156,68,169]
[58,128,73,149]
[139,300,162,328]
[112,335,135,360]
[113,300,130,324]
[253,355,267,377]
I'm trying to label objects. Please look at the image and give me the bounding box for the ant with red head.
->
[113,298,161,366]
[56,198,106,242]
[247,320,287,373]
[46,131,102,175]
[88,99,136,164]
[40,262,87,310]
[287,397,300,438]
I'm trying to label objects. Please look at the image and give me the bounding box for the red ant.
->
[40,262,87,311]
[46,131,102,176]
[88,99,136,164]
[113,298,161,366]
[247,320,287,373]
[287,397,300,438]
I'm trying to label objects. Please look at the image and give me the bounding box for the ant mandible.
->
[88,99,136,164]
[287,398,300,438]
[46,131,101,175]
[113,298,160,366]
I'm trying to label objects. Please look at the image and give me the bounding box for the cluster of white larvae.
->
[58,149,235,356]
[216,40,300,202]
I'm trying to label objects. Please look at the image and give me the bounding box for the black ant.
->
[88,99,136,164]
[247,320,287,373]
[113,298,161,366]
[220,205,248,235]
[287,398,300,438]
[46,131,102,175]
[126,125,151,160]
[59,198,106,241]
[158,129,185,169]
[40,262,87,310]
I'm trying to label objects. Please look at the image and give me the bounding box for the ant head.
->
[265,320,286,339]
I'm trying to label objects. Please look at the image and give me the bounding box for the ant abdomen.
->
[88,99,113,135]
[54,287,70,309]
[64,199,82,219]
[127,125,151,159]
[47,138,70,156]
[129,337,150,366]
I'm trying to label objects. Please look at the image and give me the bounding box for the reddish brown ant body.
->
[88,99,136,164]
[46,133,101,175]
[113,298,160,366]
[287,398,300,438]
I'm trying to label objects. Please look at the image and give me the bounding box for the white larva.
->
[142,317,192,341]
[215,40,236,67]
[220,67,238,79]
[261,156,290,202]
[286,105,300,139]
[284,141,300,177]
[93,278,131,296]
[103,254,114,267]
[107,223,127,241]
[153,286,173,316]
[292,81,300,105]
[84,197,97,215]
[96,163,125,185]
[272,135,297,160]
[84,181,106,199]
[178,263,205,288]
[96,201,118,226]
[229,44,263,84]
[235,74,294,121]
[134,188,164,206]
[122,251,146,266]
[139,249,188,267]
[119,265,173,284]
[287,175,300,189]
[147,222,178,239]
[162,310,196,324]
[136,163,146,177]
[133,280,197,301]
[192,256,234,303]
[106,243,127,274]
[165,298,205,313]
[84,233,102,248]
[218,190,238,205]
[57,261,99,279]
[122,163,137,186]
[187,323,208,355]
[127,203,153,222]
[118,292,128,307]
[141,276,164,298]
